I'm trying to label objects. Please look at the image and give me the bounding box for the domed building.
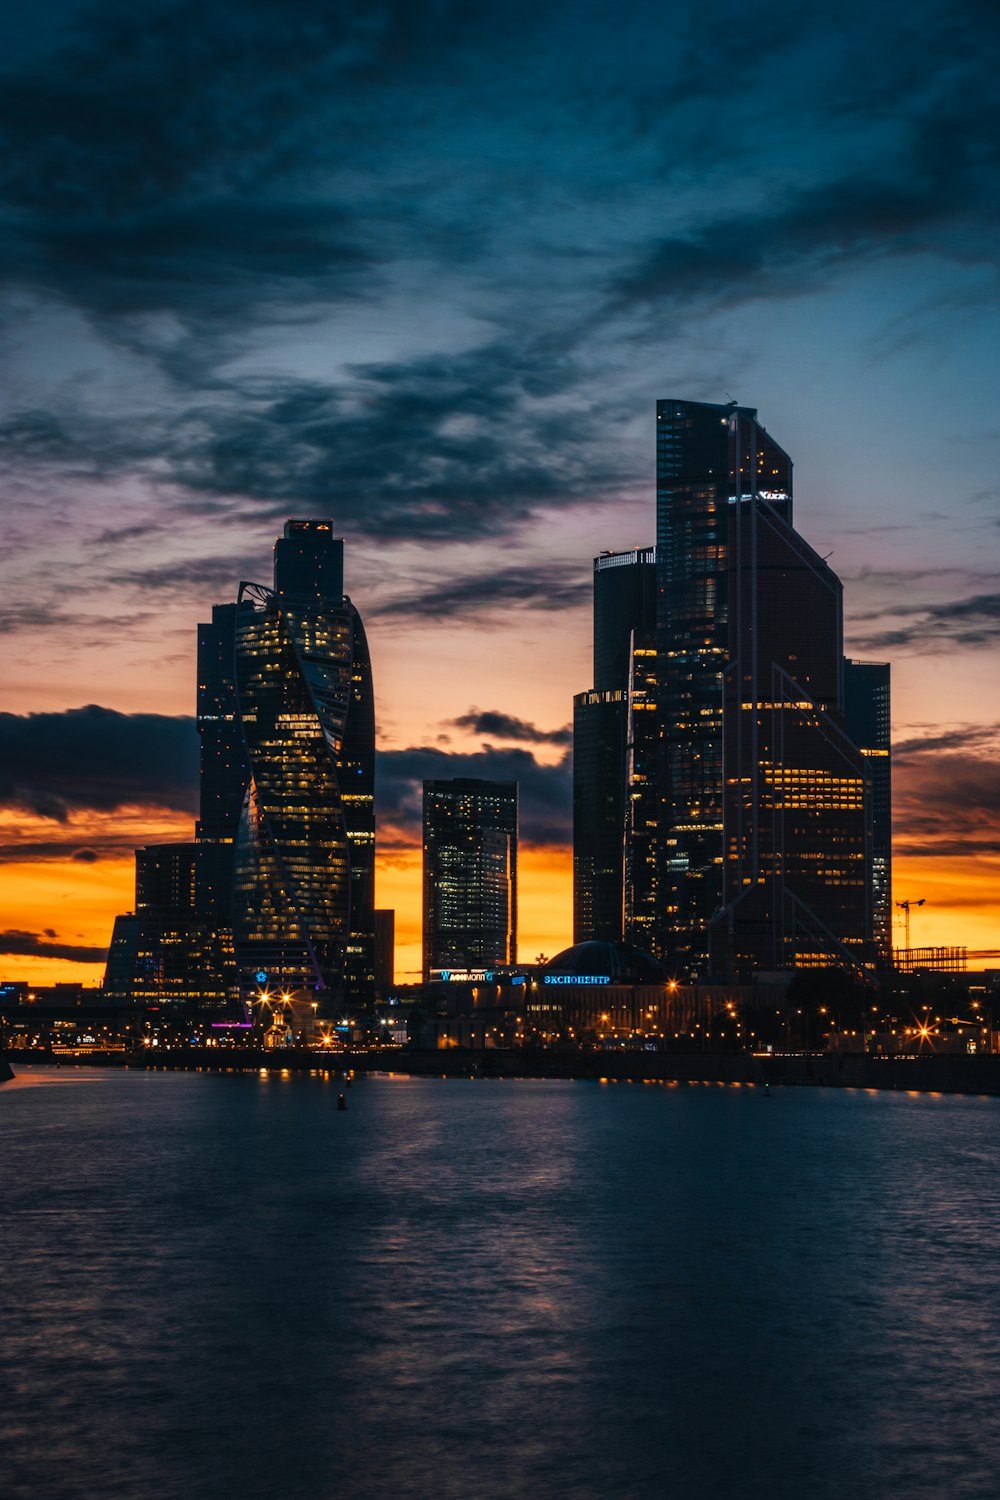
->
[531,940,685,1045]
[543,940,666,986]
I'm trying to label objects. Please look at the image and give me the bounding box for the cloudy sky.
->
[2,0,999,982]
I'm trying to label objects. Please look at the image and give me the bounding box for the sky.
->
[1,0,999,984]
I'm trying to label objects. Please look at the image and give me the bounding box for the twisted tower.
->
[232,522,375,1012]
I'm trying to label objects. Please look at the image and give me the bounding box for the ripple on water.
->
[3,1068,1000,1500]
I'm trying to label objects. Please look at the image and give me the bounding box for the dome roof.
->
[543,940,666,984]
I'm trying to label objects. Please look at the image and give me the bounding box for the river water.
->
[3,1066,999,1499]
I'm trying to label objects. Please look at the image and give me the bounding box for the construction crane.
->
[895,897,926,952]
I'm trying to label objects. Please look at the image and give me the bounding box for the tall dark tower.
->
[573,686,627,942]
[573,548,656,944]
[710,498,873,977]
[422,779,517,980]
[195,602,250,918]
[197,603,248,843]
[844,659,892,961]
[655,399,793,976]
[232,520,376,1011]
[655,398,879,979]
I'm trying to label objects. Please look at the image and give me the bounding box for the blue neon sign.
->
[543,974,611,986]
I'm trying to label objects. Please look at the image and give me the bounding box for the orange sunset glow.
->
[2,42,998,988]
[1,500,998,987]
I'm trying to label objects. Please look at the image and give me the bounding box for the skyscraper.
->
[573,686,627,942]
[624,634,659,950]
[655,399,794,976]
[197,603,249,844]
[573,548,656,944]
[195,602,251,920]
[422,779,517,979]
[710,495,873,977]
[654,398,878,979]
[844,659,892,960]
[373,908,395,992]
[103,841,240,1012]
[232,520,375,1012]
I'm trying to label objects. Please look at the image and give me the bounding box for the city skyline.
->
[2,0,999,983]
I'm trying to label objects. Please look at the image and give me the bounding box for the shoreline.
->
[7,1046,1000,1096]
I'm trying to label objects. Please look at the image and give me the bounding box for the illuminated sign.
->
[255,971,269,984]
[434,969,494,983]
[543,974,611,986]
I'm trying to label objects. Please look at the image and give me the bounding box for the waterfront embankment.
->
[8,1046,1000,1095]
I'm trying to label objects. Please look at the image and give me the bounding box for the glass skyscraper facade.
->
[624,636,659,950]
[573,686,627,942]
[423,779,518,979]
[655,399,795,976]
[646,398,885,978]
[593,548,657,693]
[103,519,376,1018]
[196,602,249,845]
[711,494,873,977]
[569,400,887,981]
[232,521,375,1012]
[573,548,656,944]
[844,659,892,960]
[103,841,240,1013]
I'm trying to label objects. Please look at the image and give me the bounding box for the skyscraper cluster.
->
[103,396,892,1015]
[575,398,891,983]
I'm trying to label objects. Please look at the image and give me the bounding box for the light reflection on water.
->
[2,1070,110,1088]
[3,1067,1000,1499]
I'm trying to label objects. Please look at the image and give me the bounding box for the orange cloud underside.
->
[1,810,995,991]
[0,856,134,986]
[892,852,1000,957]
[0,806,192,987]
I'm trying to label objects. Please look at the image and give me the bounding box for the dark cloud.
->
[5,0,994,331]
[452,709,572,746]
[852,593,1000,652]
[0,337,639,545]
[0,708,573,851]
[608,169,993,322]
[163,352,614,541]
[607,18,1000,322]
[0,603,63,636]
[372,560,593,618]
[0,928,108,964]
[0,597,159,641]
[894,722,1000,758]
[0,0,995,584]
[107,552,265,597]
[0,1,426,321]
[892,725,1000,857]
[0,706,198,819]
[0,836,145,864]
[0,0,584,334]
[4,0,995,553]
[377,745,571,847]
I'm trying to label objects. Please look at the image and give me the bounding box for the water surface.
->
[3,1067,999,1498]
